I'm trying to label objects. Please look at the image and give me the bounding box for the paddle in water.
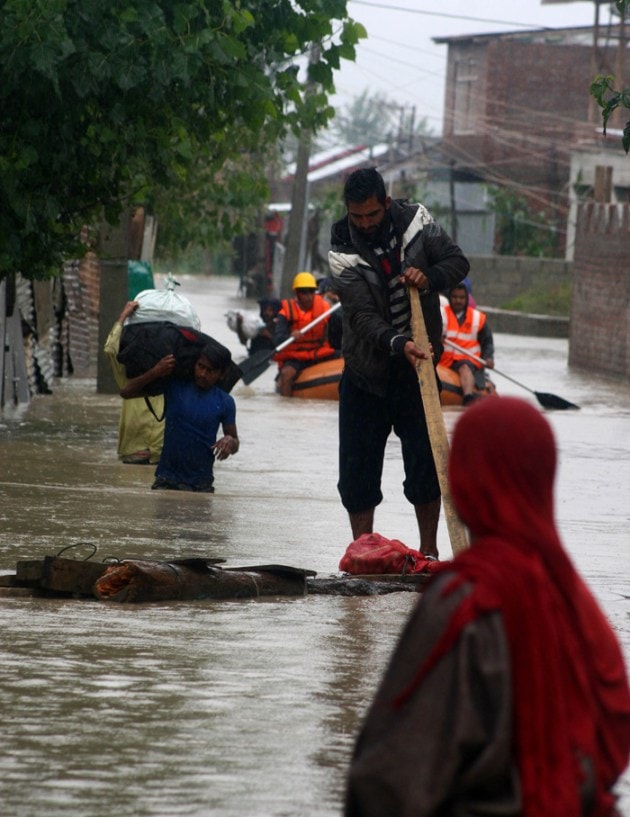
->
[443,339,579,410]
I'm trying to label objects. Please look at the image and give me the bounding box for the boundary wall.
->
[568,202,630,378]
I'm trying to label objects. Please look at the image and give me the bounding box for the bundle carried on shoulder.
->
[117,274,241,395]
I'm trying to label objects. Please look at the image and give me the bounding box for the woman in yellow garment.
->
[103,301,164,464]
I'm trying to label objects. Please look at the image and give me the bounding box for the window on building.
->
[573,183,594,201]
[453,58,478,135]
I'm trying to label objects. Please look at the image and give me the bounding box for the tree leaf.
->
[0,0,360,279]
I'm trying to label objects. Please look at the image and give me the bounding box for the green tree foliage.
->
[151,151,271,262]
[490,187,560,258]
[0,0,365,280]
[590,0,630,152]
[328,89,431,148]
[590,74,630,153]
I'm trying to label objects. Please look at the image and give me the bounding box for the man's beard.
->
[363,209,391,243]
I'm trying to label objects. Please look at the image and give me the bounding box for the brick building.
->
[432,25,630,256]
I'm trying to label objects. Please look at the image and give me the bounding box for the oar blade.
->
[238,349,275,385]
[534,391,580,411]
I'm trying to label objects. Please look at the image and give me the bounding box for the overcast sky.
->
[327,0,605,136]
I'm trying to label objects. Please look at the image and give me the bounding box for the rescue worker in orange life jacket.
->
[273,271,339,396]
[440,283,495,406]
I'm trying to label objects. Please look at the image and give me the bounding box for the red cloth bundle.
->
[339,533,440,576]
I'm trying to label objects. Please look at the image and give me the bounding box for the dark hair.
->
[201,339,232,371]
[258,297,281,314]
[343,167,387,205]
[448,284,469,307]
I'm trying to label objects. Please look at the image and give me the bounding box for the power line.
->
[358,44,443,75]
[370,33,449,60]
[350,0,554,30]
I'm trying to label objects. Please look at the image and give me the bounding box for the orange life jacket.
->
[440,305,486,369]
[274,294,335,363]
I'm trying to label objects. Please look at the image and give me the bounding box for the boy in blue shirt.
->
[120,341,239,492]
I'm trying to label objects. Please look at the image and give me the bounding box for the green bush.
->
[501,283,571,316]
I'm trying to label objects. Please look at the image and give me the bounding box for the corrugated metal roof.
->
[283,143,390,183]
[432,24,602,45]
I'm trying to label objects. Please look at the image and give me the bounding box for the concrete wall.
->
[467,254,572,308]
[566,149,630,262]
[481,307,569,339]
[569,202,630,378]
[460,254,572,339]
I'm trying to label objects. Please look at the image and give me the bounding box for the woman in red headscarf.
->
[345,397,630,817]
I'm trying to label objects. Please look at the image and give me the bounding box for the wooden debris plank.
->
[14,560,46,586]
[0,586,36,597]
[343,573,430,584]
[94,560,309,603]
[40,556,108,595]
[0,574,17,587]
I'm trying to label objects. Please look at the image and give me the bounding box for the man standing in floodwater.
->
[328,167,469,559]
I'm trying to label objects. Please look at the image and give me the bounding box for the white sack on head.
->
[126,272,201,329]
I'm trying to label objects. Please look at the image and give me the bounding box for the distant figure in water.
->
[345,397,630,817]
[272,272,338,397]
[439,282,494,406]
[234,297,281,357]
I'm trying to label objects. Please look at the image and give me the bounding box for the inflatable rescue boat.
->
[291,357,496,405]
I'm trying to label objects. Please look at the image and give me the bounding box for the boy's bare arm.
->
[120,355,176,398]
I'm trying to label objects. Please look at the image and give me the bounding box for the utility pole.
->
[449,159,458,244]
[614,10,626,130]
[280,44,320,298]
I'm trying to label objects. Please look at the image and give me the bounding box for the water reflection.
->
[310,593,416,805]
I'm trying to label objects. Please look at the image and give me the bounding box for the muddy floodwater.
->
[1,274,629,817]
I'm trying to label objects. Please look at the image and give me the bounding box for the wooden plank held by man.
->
[410,292,469,556]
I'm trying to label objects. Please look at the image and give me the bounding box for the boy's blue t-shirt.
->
[156,379,236,486]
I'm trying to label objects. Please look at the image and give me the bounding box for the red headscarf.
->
[399,397,630,816]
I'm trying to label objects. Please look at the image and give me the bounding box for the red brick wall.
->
[569,202,630,378]
[444,38,615,160]
[487,41,595,130]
